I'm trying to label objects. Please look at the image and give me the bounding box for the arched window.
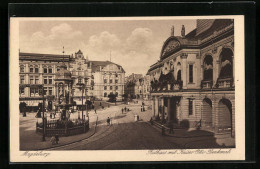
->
[219,48,233,78]
[177,70,181,81]
[203,55,213,80]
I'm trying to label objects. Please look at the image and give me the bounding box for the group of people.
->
[121,107,130,114]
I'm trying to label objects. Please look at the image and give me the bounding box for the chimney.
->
[181,25,185,37]
[171,26,174,36]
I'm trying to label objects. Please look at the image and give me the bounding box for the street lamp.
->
[40,84,46,141]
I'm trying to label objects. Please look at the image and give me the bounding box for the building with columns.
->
[147,19,235,137]
[19,50,125,111]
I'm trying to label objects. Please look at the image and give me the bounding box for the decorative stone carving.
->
[212,47,218,54]
[180,53,188,59]
[162,39,181,57]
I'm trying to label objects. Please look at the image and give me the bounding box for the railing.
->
[151,81,182,92]
[36,119,89,136]
[201,80,213,89]
[216,77,233,88]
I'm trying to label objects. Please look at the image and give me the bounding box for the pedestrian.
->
[95,109,97,114]
[161,125,165,136]
[124,107,127,112]
[107,117,110,126]
[100,102,102,106]
[50,136,56,145]
[169,123,174,134]
[121,108,124,114]
[55,134,59,144]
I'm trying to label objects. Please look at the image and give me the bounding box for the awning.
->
[21,100,43,106]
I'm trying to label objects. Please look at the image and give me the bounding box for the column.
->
[156,97,159,117]
[181,53,188,89]
[196,54,201,88]
[213,59,220,86]
[161,97,165,122]
[213,99,219,133]
[167,97,171,123]
[152,96,155,117]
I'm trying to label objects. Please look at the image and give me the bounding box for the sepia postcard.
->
[9,16,245,162]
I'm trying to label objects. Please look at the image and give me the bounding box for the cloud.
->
[21,26,160,76]
[87,31,122,54]
[125,28,154,54]
[30,23,82,42]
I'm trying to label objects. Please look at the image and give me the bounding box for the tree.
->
[108,93,117,103]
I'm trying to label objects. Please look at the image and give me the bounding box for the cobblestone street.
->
[19,101,234,150]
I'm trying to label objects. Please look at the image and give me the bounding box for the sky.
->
[19,18,196,76]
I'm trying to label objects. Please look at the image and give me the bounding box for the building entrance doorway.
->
[218,98,232,134]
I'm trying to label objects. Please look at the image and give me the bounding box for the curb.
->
[146,121,214,138]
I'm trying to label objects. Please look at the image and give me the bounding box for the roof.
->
[75,50,83,54]
[90,60,125,73]
[19,52,70,62]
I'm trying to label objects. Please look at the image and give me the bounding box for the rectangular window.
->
[30,68,34,73]
[115,86,118,90]
[43,87,48,95]
[35,76,39,84]
[188,99,193,115]
[57,68,60,72]
[189,64,193,83]
[30,76,34,84]
[78,78,82,84]
[35,88,39,94]
[104,79,107,83]
[20,88,24,94]
[109,79,113,83]
[110,86,113,90]
[48,87,52,95]
[115,79,118,83]
[44,76,48,84]
[35,68,39,73]
[20,76,25,84]
[48,76,52,84]
[30,88,35,96]
[44,68,48,73]
[48,68,52,73]
[20,66,24,73]
[104,86,107,90]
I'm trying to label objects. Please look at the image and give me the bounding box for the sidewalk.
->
[147,121,235,148]
[19,103,122,150]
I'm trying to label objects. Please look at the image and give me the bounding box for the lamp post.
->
[41,85,46,141]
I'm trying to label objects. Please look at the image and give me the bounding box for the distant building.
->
[125,73,151,100]
[147,19,235,137]
[19,50,125,111]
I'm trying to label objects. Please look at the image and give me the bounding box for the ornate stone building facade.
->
[19,50,125,111]
[125,74,151,100]
[147,19,235,137]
